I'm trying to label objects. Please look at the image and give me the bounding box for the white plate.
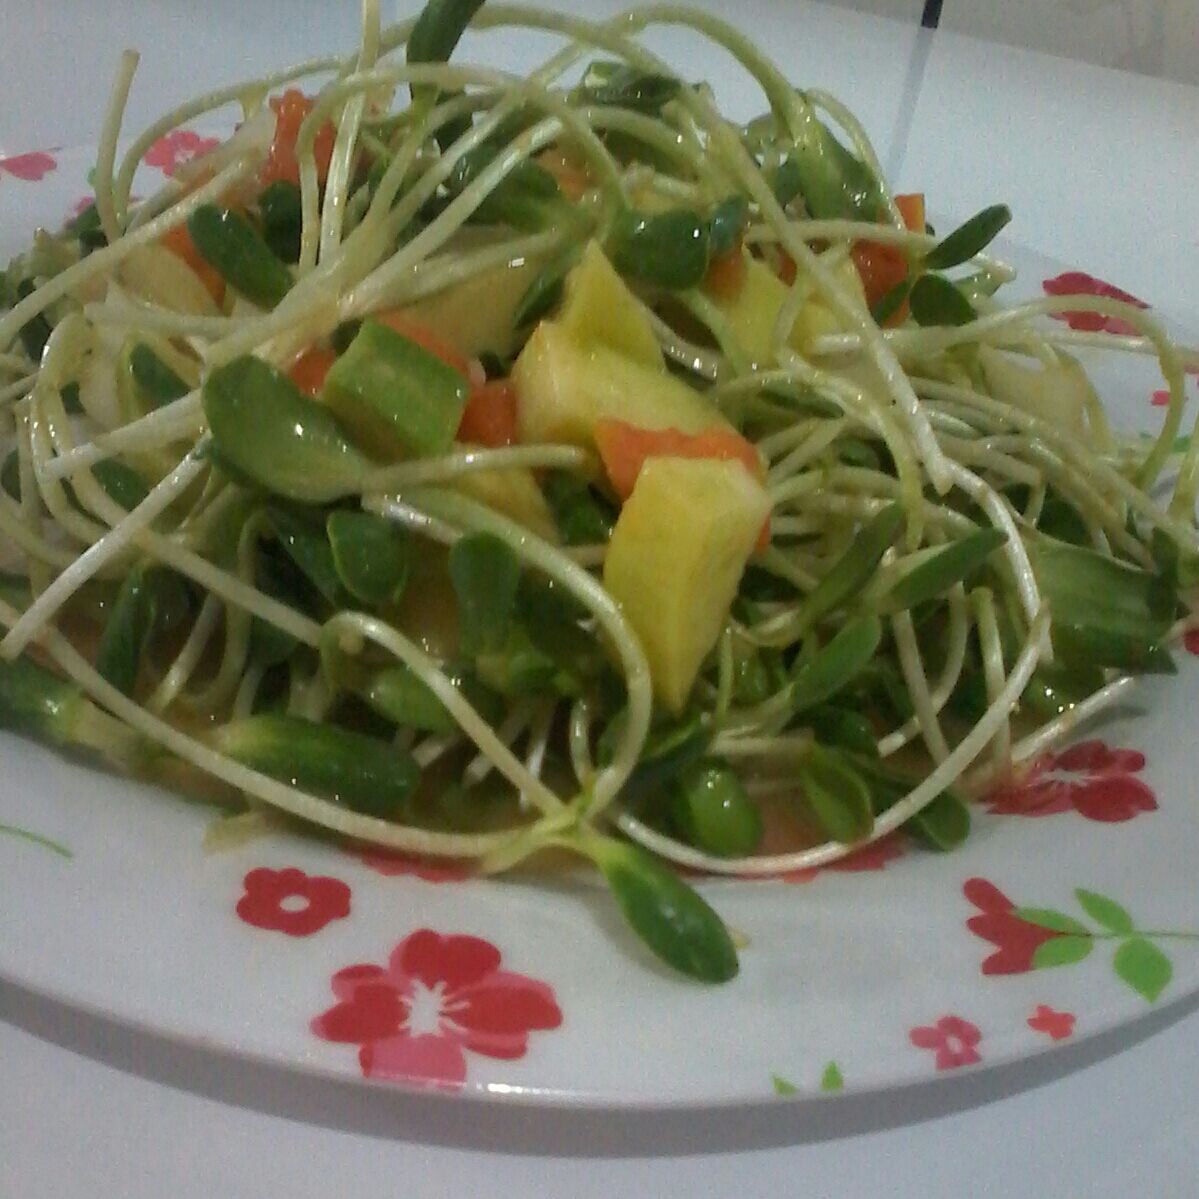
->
[2,136,1198,1108]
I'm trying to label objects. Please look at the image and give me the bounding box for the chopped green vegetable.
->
[323,320,469,458]
[785,111,884,221]
[15,278,51,361]
[578,62,683,113]
[707,196,750,258]
[95,565,189,696]
[258,180,304,263]
[408,0,489,149]
[365,665,457,734]
[267,507,343,605]
[0,655,87,745]
[543,471,615,545]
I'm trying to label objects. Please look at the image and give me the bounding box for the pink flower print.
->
[964,877,1067,975]
[357,849,472,883]
[909,1015,983,1071]
[1042,271,1148,335]
[986,740,1156,823]
[779,833,907,884]
[1027,1004,1075,1041]
[236,867,351,937]
[144,129,219,177]
[0,150,58,181]
[311,930,563,1089]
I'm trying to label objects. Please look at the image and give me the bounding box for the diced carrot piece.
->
[458,379,518,448]
[894,192,926,234]
[260,90,337,189]
[703,243,748,302]
[776,250,798,286]
[160,222,226,304]
[534,149,592,202]
[852,192,927,324]
[594,419,763,502]
[287,347,337,396]
[370,311,475,379]
[851,241,909,316]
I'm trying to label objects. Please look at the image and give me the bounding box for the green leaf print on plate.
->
[965,879,1199,1003]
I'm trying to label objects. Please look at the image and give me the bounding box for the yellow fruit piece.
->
[394,250,543,361]
[513,321,731,448]
[454,467,559,542]
[558,241,664,369]
[718,255,867,364]
[604,457,770,712]
[979,345,1092,441]
[117,244,220,316]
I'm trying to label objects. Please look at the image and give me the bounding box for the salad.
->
[2,0,1197,983]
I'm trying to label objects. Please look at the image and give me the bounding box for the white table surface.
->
[3,2,1199,1195]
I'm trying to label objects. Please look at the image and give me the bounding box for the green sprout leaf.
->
[923,204,1012,271]
[449,532,521,656]
[797,744,874,844]
[820,1062,845,1093]
[327,510,412,606]
[609,208,711,290]
[909,274,976,327]
[585,834,739,983]
[791,613,882,714]
[797,503,903,632]
[880,527,1007,612]
[203,356,372,503]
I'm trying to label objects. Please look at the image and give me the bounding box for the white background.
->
[3,1,1199,1194]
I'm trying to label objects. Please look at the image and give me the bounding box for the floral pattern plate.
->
[2,138,1198,1107]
